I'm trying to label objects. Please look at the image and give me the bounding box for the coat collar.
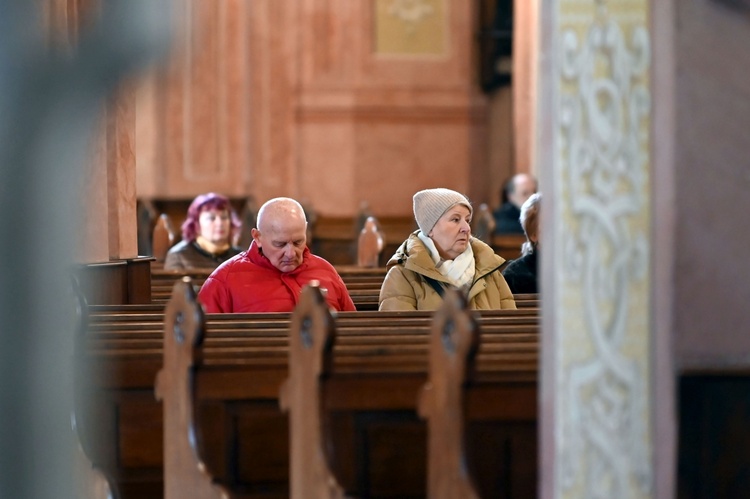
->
[387,231,505,282]
[246,240,311,275]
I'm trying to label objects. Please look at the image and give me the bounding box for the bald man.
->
[493,173,538,235]
[198,197,356,313]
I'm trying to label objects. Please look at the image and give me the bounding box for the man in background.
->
[493,173,538,234]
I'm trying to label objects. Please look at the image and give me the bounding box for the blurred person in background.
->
[164,192,243,270]
[493,173,538,234]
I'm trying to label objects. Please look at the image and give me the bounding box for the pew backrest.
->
[155,277,229,499]
[280,285,346,499]
[419,289,481,498]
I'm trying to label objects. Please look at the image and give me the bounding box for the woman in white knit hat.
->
[379,188,516,311]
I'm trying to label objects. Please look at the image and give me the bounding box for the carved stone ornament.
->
[557,1,652,497]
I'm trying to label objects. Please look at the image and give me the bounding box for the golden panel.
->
[374,0,446,56]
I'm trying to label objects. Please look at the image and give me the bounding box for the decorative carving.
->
[557,2,652,497]
[387,0,435,34]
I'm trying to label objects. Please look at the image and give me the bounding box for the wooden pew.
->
[281,285,537,498]
[152,214,177,264]
[76,284,539,498]
[149,264,535,312]
[279,284,346,498]
[492,233,527,261]
[147,280,537,498]
[149,265,388,310]
[154,282,230,499]
[356,216,385,268]
[311,214,415,266]
[419,289,483,498]
[418,312,537,498]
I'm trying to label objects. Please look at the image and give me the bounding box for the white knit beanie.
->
[413,188,473,235]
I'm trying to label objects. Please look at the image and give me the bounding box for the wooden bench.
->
[149,265,388,309]
[149,265,535,311]
[491,233,527,261]
[148,280,538,498]
[281,286,528,498]
[311,214,415,266]
[75,282,539,498]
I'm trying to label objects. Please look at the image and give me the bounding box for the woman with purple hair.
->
[164,193,243,270]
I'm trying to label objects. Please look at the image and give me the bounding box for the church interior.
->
[0,0,749,498]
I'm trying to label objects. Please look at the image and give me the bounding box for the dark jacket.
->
[163,240,242,270]
[501,250,538,294]
[493,203,523,234]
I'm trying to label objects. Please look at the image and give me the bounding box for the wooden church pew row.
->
[149,263,534,311]
[282,285,537,498]
[149,266,388,309]
[79,324,536,497]
[87,314,538,371]
[84,321,538,386]
[149,265,387,286]
[87,293,538,322]
[150,280,538,498]
[75,289,539,498]
[150,281,536,312]
[86,312,539,352]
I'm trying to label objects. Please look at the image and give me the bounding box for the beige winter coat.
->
[378,232,516,311]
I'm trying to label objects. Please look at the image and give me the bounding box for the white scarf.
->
[417,232,475,289]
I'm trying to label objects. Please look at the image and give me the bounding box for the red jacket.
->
[198,242,356,313]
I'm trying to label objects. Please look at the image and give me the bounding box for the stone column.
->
[538,1,655,497]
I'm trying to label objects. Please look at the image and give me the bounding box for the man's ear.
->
[251,228,261,245]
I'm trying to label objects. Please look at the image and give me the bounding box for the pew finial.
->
[152,213,177,262]
[357,216,385,268]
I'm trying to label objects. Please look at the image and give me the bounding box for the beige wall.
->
[134,0,516,217]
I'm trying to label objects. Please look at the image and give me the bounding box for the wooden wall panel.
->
[513,0,538,173]
[136,0,504,218]
[295,0,489,216]
[246,0,297,199]
[43,0,138,261]
[156,0,251,198]
[106,85,138,259]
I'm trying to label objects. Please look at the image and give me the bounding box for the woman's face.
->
[429,204,472,260]
[198,208,231,245]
